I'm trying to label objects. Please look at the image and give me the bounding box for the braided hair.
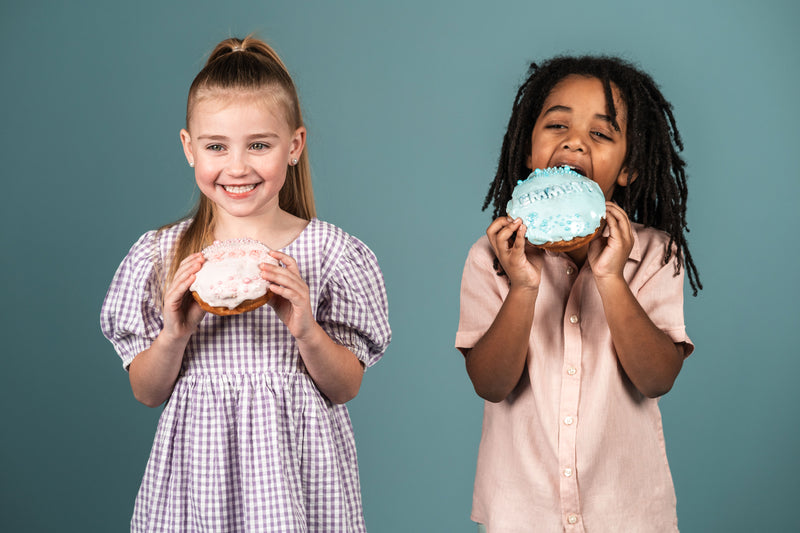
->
[484,56,701,295]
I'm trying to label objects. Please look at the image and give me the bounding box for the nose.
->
[562,133,587,152]
[226,151,248,177]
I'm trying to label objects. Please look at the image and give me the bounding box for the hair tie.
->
[232,45,244,52]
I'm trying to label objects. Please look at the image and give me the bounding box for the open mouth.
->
[222,184,257,194]
[554,163,587,177]
[569,166,587,177]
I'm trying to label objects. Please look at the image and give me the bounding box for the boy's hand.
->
[587,202,633,283]
[486,217,543,289]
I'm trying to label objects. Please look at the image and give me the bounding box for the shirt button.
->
[567,366,577,376]
[566,266,575,275]
[567,514,579,524]
[564,416,574,425]
[563,467,573,477]
[569,314,579,324]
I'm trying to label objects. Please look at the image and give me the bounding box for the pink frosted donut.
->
[190,238,279,316]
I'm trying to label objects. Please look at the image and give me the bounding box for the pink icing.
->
[190,238,279,309]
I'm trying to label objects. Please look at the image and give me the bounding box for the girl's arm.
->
[588,203,685,398]
[129,253,206,407]
[463,217,543,403]
[262,251,363,404]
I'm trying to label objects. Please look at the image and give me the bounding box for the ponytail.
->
[163,35,315,291]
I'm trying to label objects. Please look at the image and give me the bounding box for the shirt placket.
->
[559,262,585,532]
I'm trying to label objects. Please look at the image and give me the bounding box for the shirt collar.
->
[628,223,643,262]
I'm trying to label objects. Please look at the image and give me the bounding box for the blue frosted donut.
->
[506,167,606,251]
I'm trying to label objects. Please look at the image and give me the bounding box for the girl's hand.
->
[261,250,365,404]
[161,252,206,341]
[261,251,315,340]
[587,202,634,283]
[486,217,543,289]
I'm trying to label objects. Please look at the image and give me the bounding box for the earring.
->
[291,158,298,166]
[189,161,195,168]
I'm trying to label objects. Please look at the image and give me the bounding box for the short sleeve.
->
[317,236,391,369]
[455,236,508,350]
[100,231,165,370]
[634,235,694,358]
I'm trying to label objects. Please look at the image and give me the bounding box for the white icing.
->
[506,166,606,245]
[190,238,279,309]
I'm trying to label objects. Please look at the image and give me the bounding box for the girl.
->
[101,36,391,532]
[455,56,701,532]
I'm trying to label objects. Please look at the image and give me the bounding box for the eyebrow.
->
[196,132,281,141]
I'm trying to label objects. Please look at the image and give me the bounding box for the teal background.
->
[2,0,798,531]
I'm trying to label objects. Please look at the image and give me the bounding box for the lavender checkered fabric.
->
[101,218,391,532]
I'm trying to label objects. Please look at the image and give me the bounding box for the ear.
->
[526,153,533,171]
[179,129,195,166]
[289,126,307,163]
[616,167,637,187]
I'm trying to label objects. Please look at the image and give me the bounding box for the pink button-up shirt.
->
[456,224,692,533]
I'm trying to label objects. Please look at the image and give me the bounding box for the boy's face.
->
[527,75,632,199]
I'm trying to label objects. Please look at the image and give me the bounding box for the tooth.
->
[224,184,255,193]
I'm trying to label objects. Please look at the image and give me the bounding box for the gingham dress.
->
[101,218,391,533]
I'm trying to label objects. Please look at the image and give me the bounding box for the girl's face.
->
[180,92,305,220]
[527,75,631,199]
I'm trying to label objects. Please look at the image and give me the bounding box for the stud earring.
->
[189,161,195,168]
[291,158,298,166]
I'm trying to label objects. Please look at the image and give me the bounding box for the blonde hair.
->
[164,36,316,286]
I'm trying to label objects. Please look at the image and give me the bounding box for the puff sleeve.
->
[316,236,391,369]
[100,231,166,370]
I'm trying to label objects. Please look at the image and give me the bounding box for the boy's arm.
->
[463,284,537,403]
[595,277,685,398]
[589,203,685,398]
[462,217,543,403]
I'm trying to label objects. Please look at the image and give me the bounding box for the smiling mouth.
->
[222,184,257,194]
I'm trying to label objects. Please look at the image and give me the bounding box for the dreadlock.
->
[484,56,702,295]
